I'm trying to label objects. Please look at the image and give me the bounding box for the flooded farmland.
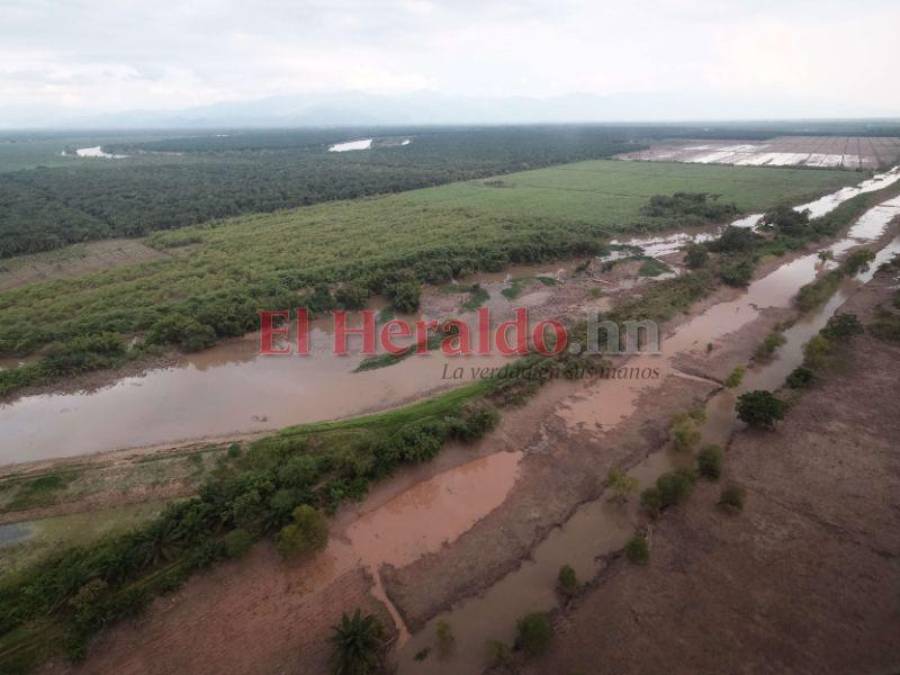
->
[1,169,898,466]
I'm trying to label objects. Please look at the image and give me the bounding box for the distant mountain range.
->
[4,90,898,129]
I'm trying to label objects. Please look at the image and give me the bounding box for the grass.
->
[0,160,854,361]
[0,502,165,576]
[401,160,856,224]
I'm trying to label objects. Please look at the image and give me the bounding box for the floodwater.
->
[0,262,574,465]
[390,183,900,674]
[74,146,128,159]
[2,168,898,466]
[328,139,373,152]
[0,522,31,548]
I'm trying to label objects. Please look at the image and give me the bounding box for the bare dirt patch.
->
[0,239,166,291]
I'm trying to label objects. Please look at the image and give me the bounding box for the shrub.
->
[276,505,328,557]
[762,204,810,235]
[486,640,513,669]
[719,258,754,287]
[821,312,863,340]
[718,484,746,513]
[736,390,785,429]
[385,279,421,313]
[869,313,900,343]
[329,610,386,675]
[227,442,242,458]
[436,620,455,659]
[606,468,639,503]
[223,528,254,558]
[708,226,757,254]
[724,365,745,388]
[656,468,697,507]
[516,613,553,657]
[640,486,663,517]
[335,283,369,310]
[146,314,216,352]
[557,564,578,598]
[786,366,815,388]
[754,332,786,360]
[625,534,649,565]
[684,243,709,269]
[670,416,701,452]
[802,334,833,370]
[697,445,723,480]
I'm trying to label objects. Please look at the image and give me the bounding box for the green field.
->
[398,160,857,224]
[0,160,857,363]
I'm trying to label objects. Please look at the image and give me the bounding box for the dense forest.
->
[4,120,899,259]
[0,127,643,257]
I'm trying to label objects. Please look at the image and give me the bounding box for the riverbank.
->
[520,252,900,675]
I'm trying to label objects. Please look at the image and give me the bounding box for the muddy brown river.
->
[1,171,898,466]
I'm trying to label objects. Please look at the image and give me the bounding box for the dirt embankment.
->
[521,269,900,675]
[42,547,395,675]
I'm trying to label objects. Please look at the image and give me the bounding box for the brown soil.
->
[520,268,900,675]
[0,239,166,292]
[41,545,396,675]
[381,373,715,632]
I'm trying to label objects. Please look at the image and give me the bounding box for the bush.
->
[671,416,701,452]
[736,390,785,429]
[606,468,639,503]
[786,366,815,388]
[276,505,329,557]
[385,279,421,313]
[227,442,242,458]
[708,226,758,254]
[697,445,723,480]
[762,204,810,235]
[684,243,709,269]
[557,565,578,598]
[656,468,697,506]
[640,486,663,517]
[625,534,649,565]
[802,334,833,370]
[516,613,553,657]
[335,283,369,310]
[223,528,254,558]
[754,332,786,360]
[718,484,746,513]
[724,365,745,388]
[821,312,863,340]
[719,258,754,287]
[486,640,513,669]
[436,620,455,659]
[146,314,216,352]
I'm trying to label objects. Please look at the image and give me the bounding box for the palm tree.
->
[329,609,387,675]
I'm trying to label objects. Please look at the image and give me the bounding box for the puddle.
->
[74,146,128,159]
[0,522,32,548]
[329,139,373,152]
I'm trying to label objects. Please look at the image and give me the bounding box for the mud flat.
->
[521,258,900,675]
[619,136,900,170]
[385,194,900,673]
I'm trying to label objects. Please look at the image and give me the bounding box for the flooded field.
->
[389,181,900,675]
[619,136,900,170]
[2,168,898,467]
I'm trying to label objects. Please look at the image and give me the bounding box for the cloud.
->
[0,0,897,123]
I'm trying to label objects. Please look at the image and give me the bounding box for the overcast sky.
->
[1,0,898,124]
